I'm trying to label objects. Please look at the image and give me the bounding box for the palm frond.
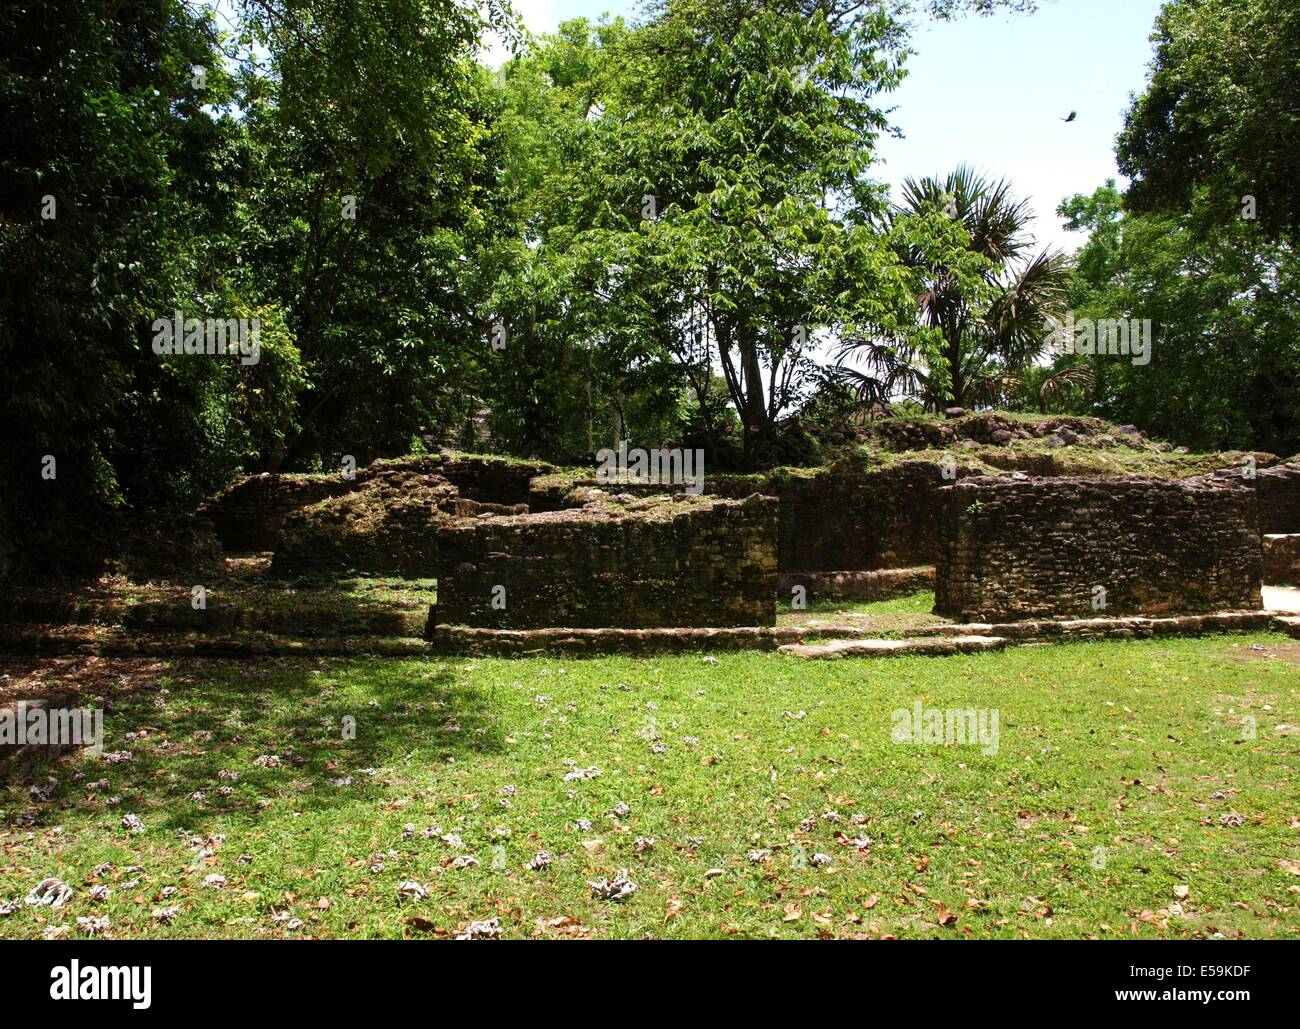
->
[987,249,1072,366]
[1038,365,1096,410]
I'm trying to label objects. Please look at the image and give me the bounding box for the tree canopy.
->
[4,0,1295,576]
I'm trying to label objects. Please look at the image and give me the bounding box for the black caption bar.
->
[0,939,1287,1016]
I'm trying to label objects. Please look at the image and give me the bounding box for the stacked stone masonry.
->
[1262,534,1300,585]
[199,474,358,551]
[200,453,553,555]
[434,494,779,629]
[270,466,527,579]
[530,458,981,572]
[191,452,1278,635]
[934,475,1262,622]
[1255,461,1300,534]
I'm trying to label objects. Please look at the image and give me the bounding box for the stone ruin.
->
[190,435,1300,640]
[933,474,1262,621]
[437,493,778,628]
[202,455,779,630]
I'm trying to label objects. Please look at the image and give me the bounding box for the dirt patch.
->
[1220,640,1300,667]
[0,654,176,705]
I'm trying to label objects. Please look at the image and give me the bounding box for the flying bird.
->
[1061,111,1077,123]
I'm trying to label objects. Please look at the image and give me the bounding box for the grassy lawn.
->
[777,590,947,635]
[782,591,940,617]
[3,634,1299,939]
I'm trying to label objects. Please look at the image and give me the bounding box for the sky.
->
[489,0,1168,255]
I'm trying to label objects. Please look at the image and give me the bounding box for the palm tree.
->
[836,166,1073,411]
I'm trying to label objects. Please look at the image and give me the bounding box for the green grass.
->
[778,590,945,637]
[3,634,1298,939]
[782,590,939,617]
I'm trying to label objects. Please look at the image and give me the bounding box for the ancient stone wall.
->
[113,514,226,582]
[934,475,1261,622]
[776,566,934,602]
[199,474,359,551]
[528,458,979,573]
[432,455,554,506]
[434,494,779,628]
[762,460,978,571]
[200,453,547,557]
[1256,461,1300,534]
[1263,534,1300,585]
[270,466,525,579]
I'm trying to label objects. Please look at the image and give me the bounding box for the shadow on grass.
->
[0,566,436,637]
[3,655,501,834]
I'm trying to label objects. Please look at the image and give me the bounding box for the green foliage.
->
[24,0,1300,576]
[1117,0,1300,240]
[836,167,1070,411]
[1072,0,1300,454]
[0,0,245,564]
[1058,182,1300,454]
[519,1,941,465]
[233,1,515,466]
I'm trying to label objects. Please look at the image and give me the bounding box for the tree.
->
[548,0,926,464]
[479,0,1040,464]
[1062,0,1300,456]
[1117,0,1300,240]
[0,0,291,572]
[0,0,513,573]
[836,167,1070,410]
[233,0,516,467]
[1059,183,1300,455]
[480,17,687,459]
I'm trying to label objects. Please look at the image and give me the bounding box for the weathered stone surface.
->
[777,566,934,601]
[435,493,779,628]
[418,457,551,509]
[532,459,981,572]
[907,610,1272,640]
[271,468,483,578]
[934,475,1262,622]
[1263,534,1300,585]
[760,460,977,571]
[0,607,1280,658]
[1255,461,1300,534]
[199,473,359,551]
[199,453,552,556]
[430,624,787,655]
[778,635,1007,659]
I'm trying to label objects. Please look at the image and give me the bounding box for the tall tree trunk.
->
[611,394,624,450]
[739,322,768,465]
[946,331,964,408]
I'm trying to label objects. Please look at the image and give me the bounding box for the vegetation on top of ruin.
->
[530,410,1289,497]
[485,487,755,524]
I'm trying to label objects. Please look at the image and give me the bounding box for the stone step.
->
[1274,615,1300,639]
[0,591,430,638]
[904,610,1273,641]
[778,635,1007,660]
